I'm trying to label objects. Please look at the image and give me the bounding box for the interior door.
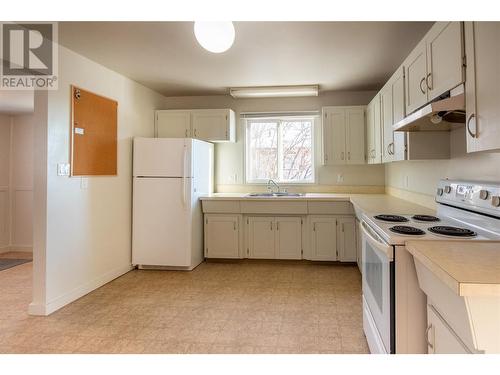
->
[426,22,464,101]
[248,216,275,259]
[132,177,190,267]
[345,108,365,164]
[310,217,337,261]
[405,40,428,114]
[276,217,302,260]
[156,110,191,138]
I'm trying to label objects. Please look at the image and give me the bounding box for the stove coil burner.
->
[412,215,440,222]
[428,226,477,237]
[374,214,409,223]
[389,225,426,236]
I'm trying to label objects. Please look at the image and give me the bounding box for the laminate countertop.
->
[406,240,500,297]
[200,193,435,215]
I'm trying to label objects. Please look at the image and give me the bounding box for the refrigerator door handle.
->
[182,145,187,209]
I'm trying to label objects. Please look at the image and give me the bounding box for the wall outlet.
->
[80,177,88,190]
[57,163,70,176]
[337,174,344,183]
[405,175,410,188]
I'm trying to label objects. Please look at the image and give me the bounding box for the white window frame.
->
[244,116,316,185]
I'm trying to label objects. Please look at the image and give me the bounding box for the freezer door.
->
[132,177,191,267]
[133,137,192,177]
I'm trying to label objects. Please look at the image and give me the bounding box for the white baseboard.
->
[29,263,133,316]
[0,246,10,254]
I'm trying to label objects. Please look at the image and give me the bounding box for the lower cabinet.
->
[338,217,357,262]
[247,216,302,260]
[204,214,241,258]
[426,305,471,354]
[309,216,357,262]
[203,213,357,262]
[309,216,338,261]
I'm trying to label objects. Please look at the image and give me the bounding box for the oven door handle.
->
[361,220,393,260]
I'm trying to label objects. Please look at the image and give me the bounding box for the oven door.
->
[361,220,393,353]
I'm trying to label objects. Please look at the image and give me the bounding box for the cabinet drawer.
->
[202,200,241,213]
[307,201,353,215]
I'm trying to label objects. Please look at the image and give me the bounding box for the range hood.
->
[393,86,465,132]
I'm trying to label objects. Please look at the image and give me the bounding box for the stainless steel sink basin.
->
[247,192,304,197]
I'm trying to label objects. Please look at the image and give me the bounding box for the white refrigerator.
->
[132,137,213,270]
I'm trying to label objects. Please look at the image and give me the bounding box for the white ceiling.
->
[59,22,433,97]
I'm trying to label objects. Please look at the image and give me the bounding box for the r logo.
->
[2,23,53,76]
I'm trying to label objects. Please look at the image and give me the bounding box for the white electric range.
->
[360,179,500,354]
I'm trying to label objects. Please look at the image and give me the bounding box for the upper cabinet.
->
[155,109,236,143]
[322,106,365,165]
[404,22,464,115]
[464,22,500,153]
[380,81,394,163]
[366,95,382,164]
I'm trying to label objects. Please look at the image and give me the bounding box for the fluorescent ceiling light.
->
[194,21,235,53]
[229,85,319,98]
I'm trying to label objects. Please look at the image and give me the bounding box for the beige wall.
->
[386,127,500,198]
[30,46,167,315]
[163,91,386,193]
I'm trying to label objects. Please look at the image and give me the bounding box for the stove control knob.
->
[492,196,500,208]
[437,188,444,196]
[444,185,452,194]
[479,190,490,200]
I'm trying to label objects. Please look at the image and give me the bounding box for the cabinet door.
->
[366,99,375,164]
[405,40,428,114]
[427,305,471,354]
[338,217,356,262]
[247,216,276,259]
[426,22,464,101]
[192,109,233,142]
[276,217,302,260]
[156,111,191,138]
[345,107,365,164]
[465,22,500,153]
[322,108,346,165]
[205,215,240,258]
[372,94,383,164]
[310,217,337,261]
[391,67,407,161]
[380,84,393,163]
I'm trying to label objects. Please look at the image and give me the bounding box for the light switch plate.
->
[57,163,70,176]
[80,177,88,190]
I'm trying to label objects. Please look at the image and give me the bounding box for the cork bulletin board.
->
[70,85,118,176]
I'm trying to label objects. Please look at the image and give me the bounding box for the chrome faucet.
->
[267,179,281,194]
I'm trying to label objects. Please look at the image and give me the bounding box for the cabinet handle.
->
[466,113,477,138]
[342,223,344,232]
[341,151,344,160]
[270,222,273,231]
[194,129,197,137]
[185,129,188,137]
[426,73,432,90]
[425,324,434,350]
[347,151,350,160]
[390,142,395,155]
[419,77,427,94]
[233,222,236,230]
[276,222,279,231]
[313,223,316,231]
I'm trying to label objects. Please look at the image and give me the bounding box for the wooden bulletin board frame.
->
[70,85,118,176]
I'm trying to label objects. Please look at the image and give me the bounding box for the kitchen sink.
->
[247,192,304,197]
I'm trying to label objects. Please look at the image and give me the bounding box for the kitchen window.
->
[245,116,315,184]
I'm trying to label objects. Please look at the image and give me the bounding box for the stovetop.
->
[363,211,500,246]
